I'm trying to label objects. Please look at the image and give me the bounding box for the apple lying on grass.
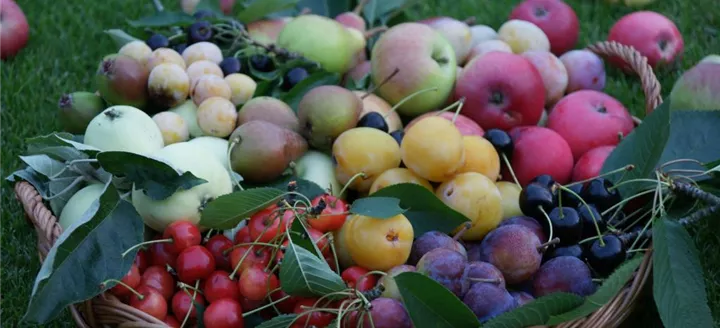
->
[669,56,720,111]
[1,0,30,60]
[608,11,684,70]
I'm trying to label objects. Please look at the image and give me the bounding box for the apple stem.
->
[179,280,200,328]
[353,0,369,14]
[299,7,313,15]
[386,86,440,115]
[563,165,635,188]
[537,206,554,245]
[339,172,366,199]
[362,68,400,100]
[500,154,522,189]
[364,26,388,39]
[43,176,85,200]
[121,239,172,258]
[463,16,476,25]
[227,140,244,191]
[101,279,143,299]
[555,183,605,247]
[536,237,560,252]
[452,222,472,241]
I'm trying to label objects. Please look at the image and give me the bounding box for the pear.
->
[236,97,299,133]
[58,91,105,134]
[669,59,720,111]
[247,17,292,45]
[277,15,359,73]
[95,54,150,109]
[228,121,308,183]
[297,85,362,150]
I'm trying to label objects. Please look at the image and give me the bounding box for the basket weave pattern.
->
[15,40,661,328]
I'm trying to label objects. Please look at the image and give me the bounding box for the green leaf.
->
[192,297,206,328]
[363,0,406,27]
[294,0,352,17]
[369,183,470,235]
[19,155,73,179]
[601,101,671,197]
[22,183,145,324]
[199,187,284,229]
[484,293,584,328]
[657,110,720,180]
[193,0,223,15]
[127,11,195,28]
[281,71,342,112]
[350,197,407,218]
[26,133,101,159]
[254,80,276,97]
[242,175,326,200]
[256,314,298,328]
[394,272,478,328]
[653,217,714,328]
[545,255,644,325]
[104,29,141,48]
[6,167,50,198]
[237,0,300,23]
[279,240,346,297]
[96,151,208,201]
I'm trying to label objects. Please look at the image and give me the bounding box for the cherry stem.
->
[453,222,472,241]
[227,139,244,191]
[660,158,704,170]
[229,233,267,279]
[434,97,465,123]
[500,154,521,189]
[556,183,605,247]
[337,299,363,327]
[358,270,387,286]
[283,191,312,208]
[537,206,554,244]
[327,234,341,275]
[451,98,466,124]
[204,229,215,242]
[563,165,634,188]
[179,280,200,328]
[339,172,366,198]
[578,235,601,245]
[102,279,143,299]
[537,238,560,252]
[601,188,656,218]
[241,294,290,317]
[224,242,280,255]
[386,86,440,115]
[121,239,172,258]
[362,68,399,100]
[607,178,669,192]
[353,0,368,14]
[177,281,204,295]
[627,248,649,253]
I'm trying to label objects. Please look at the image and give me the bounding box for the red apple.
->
[509,0,579,56]
[405,111,485,137]
[608,11,684,69]
[455,51,545,131]
[572,145,615,182]
[503,126,574,186]
[0,0,29,60]
[547,90,634,161]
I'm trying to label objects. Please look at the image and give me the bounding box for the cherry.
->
[204,298,245,328]
[341,266,378,292]
[109,264,141,297]
[229,245,272,274]
[163,220,202,253]
[162,315,181,328]
[554,183,583,208]
[357,112,389,132]
[307,227,331,257]
[544,244,584,262]
[234,225,252,244]
[325,254,338,272]
[238,264,280,301]
[530,174,555,189]
[240,296,264,312]
[140,265,175,301]
[204,270,240,303]
[270,289,300,314]
[171,289,206,322]
[309,194,349,232]
[585,234,626,276]
[249,207,295,243]
[134,249,149,273]
[519,183,554,220]
[292,298,335,328]
[275,239,290,264]
[390,130,404,146]
[148,236,179,269]
[205,234,234,271]
[484,129,513,158]
[176,245,216,284]
[548,207,583,246]
[580,178,622,212]
[129,285,168,320]
[577,204,606,239]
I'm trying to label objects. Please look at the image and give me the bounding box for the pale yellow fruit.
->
[401,116,465,182]
[119,41,153,66]
[182,41,223,66]
[152,111,189,145]
[496,181,523,219]
[498,20,550,54]
[436,172,503,241]
[191,75,232,105]
[369,168,433,194]
[147,63,191,108]
[186,60,224,84]
[225,73,257,106]
[197,97,237,138]
[146,48,186,71]
[457,136,500,181]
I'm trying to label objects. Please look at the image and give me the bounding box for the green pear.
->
[58,91,105,134]
[297,85,362,150]
[277,15,358,73]
[371,23,457,117]
[669,60,720,111]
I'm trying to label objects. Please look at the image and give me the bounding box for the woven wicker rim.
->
[14,40,661,328]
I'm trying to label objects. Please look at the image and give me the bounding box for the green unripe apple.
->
[277,15,357,74]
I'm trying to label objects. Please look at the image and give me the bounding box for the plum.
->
[408,231,466,265]
[477,224,543,284]
[464,261,506,289]
[349,298,412,328]
[510,291,535,306]
[379,265,416,300]
[533,256,596,297]
[559,50,606,93]
[463,283,517,323]
[416,248,469,298]
[498,216,547,243]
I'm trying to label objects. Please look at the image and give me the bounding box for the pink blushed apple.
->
[1,0,30,60]
[559,50,606,93]
[405,111,485,137]
[509,0,579,55]
[572,146,615,182]
[522,50,568,106]
[503,126,574,186]
[547,90,634,161]
[246,17,292,45]
[608,11,684,70]
[455,51,545,131]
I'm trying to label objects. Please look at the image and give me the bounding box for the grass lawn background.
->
[2,0,719,326]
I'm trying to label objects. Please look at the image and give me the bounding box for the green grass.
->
[1,0,719,326]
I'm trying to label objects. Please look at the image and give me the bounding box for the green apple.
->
[169,100,204,138]
[188,136,230,171]
[84,105,164,155]
[669,60,720,111]
[277,15,359,73]
[370,23,457,117]
[700,54,720,64]
[58,183,105,231]
[294,150,343,199]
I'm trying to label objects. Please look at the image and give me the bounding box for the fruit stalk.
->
[179,280,201,328]
[556,184,605,246]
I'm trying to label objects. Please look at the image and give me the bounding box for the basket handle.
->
[586,41,663,117]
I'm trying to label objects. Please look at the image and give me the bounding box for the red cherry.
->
[171,289,206,322]
[341,266,378,292]
[229,245,271,273]
[129,285,168,320]
[275,239,290,264]
[176,245,216,284]
[163,220,202,252]
[307,227,331,257]
[134,249,150,273]
[239,296,264,312]
[148,237,179,269]
[234,225,252,244]
[109,264,141,297]
[205,234,233,271]
[140,265,175,301]
[238,264,280,301]
[309,194,349,232]
[203,298,245,328]
[325,255,338,273]
[292,298,335,327]
[270,289,299,314]
[249,208,295,243]
[162,315,181,328]
[203,270,240,303]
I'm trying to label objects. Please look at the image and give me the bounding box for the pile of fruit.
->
[11,0,720,327]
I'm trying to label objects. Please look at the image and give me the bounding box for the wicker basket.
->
[14,40,660,328]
